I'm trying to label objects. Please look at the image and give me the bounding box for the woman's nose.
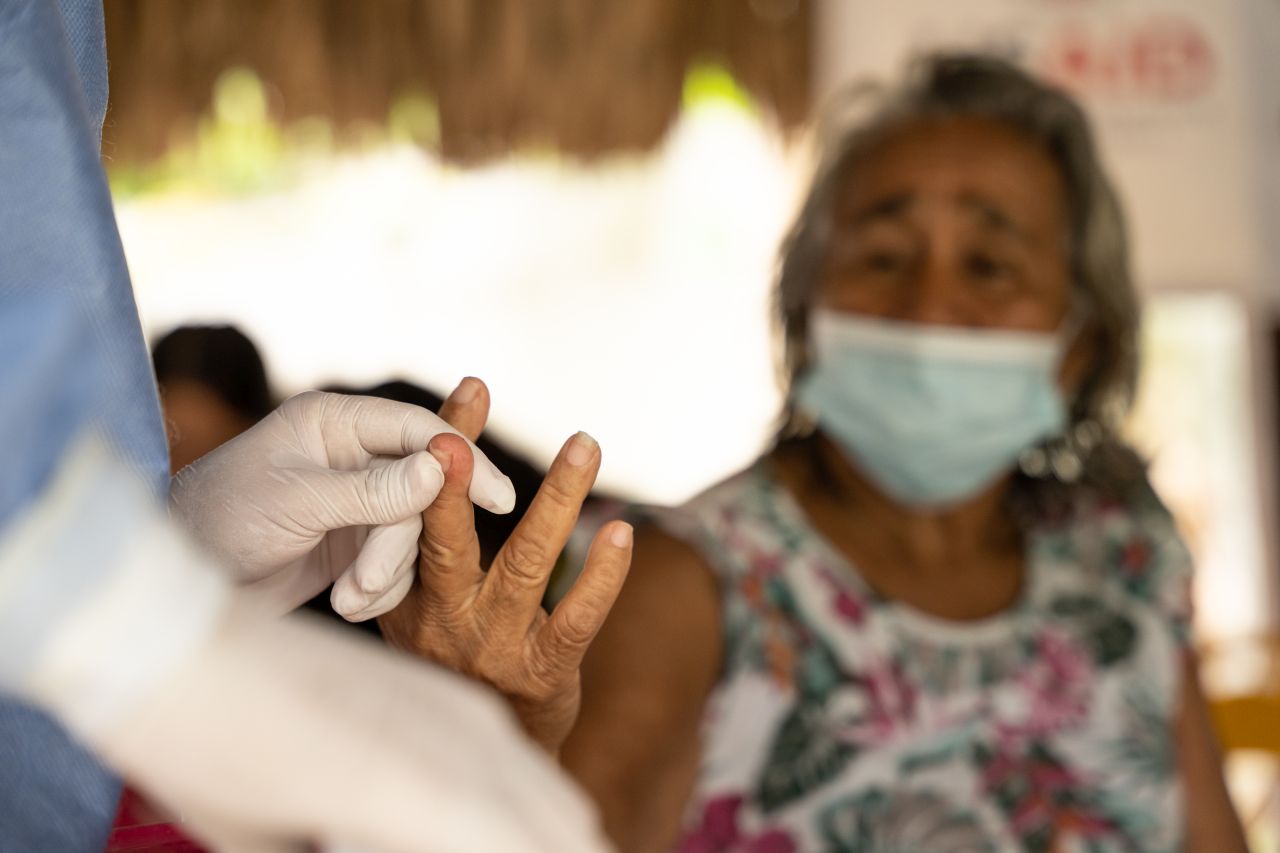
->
[896,257,966,327]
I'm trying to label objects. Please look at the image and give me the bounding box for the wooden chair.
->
[1205,635,1280,837]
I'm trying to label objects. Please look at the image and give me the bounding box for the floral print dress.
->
[654,465,1193,853]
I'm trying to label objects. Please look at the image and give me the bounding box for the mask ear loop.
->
[1020,299,1098,483]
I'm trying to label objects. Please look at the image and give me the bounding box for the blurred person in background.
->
[152,324,274,474]
[1,2,624,851]
[383,55,1248,851]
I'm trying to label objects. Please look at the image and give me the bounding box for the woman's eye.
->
[966,253,1008,280]
[862,251,907,274]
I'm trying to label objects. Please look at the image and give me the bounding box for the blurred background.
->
[101,0,1279,844]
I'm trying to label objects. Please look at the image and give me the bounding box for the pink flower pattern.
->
[679,796,797,853]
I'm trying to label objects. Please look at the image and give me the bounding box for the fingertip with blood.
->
[431,433,516,515]
[428,433,471,482]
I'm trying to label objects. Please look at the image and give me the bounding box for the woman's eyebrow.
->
[954,193,1035,246]
[842,191,915,227]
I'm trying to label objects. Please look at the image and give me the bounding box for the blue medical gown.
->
[0,0,171,848]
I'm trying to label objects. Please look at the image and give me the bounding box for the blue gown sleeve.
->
[0,1,171,847]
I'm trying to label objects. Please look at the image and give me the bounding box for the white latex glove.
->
[170,389,516,619]
[4,438,607,853]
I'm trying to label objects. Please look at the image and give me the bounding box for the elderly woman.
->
[559,56,1244,852]
[383,54,1246,853]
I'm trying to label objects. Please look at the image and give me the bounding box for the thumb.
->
[320,452,446,529]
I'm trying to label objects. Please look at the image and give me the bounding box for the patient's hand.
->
[379,384,632,753]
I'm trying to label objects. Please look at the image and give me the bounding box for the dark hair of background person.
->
[152,324,276,474]
[152,324,274,422]
[303,379,549,636]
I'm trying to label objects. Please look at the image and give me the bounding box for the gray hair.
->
[775,53,1145,500]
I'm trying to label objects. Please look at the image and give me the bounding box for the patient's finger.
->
[418,433,484,606]
[437,376,490,443]
[484,432,599,622]
[537,521,632,678]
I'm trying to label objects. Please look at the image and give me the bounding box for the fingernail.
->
[610,522,633,548]
[429,443,452,474]
[450,377,480,405]
[566,431,598,467]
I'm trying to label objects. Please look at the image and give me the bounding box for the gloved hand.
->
[4,438,606,853]
[169,386,515,619]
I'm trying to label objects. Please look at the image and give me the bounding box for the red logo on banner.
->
[1039,15,1216,101]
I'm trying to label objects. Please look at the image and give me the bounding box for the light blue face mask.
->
[794,309,1071,509]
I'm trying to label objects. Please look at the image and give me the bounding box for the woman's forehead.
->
[834,116,1069,239]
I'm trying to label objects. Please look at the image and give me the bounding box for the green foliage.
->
[682,63,757,115]
[108,63,753,198]
[108,68,441,199]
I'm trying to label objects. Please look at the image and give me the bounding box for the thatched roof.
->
[102,0,811,165]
